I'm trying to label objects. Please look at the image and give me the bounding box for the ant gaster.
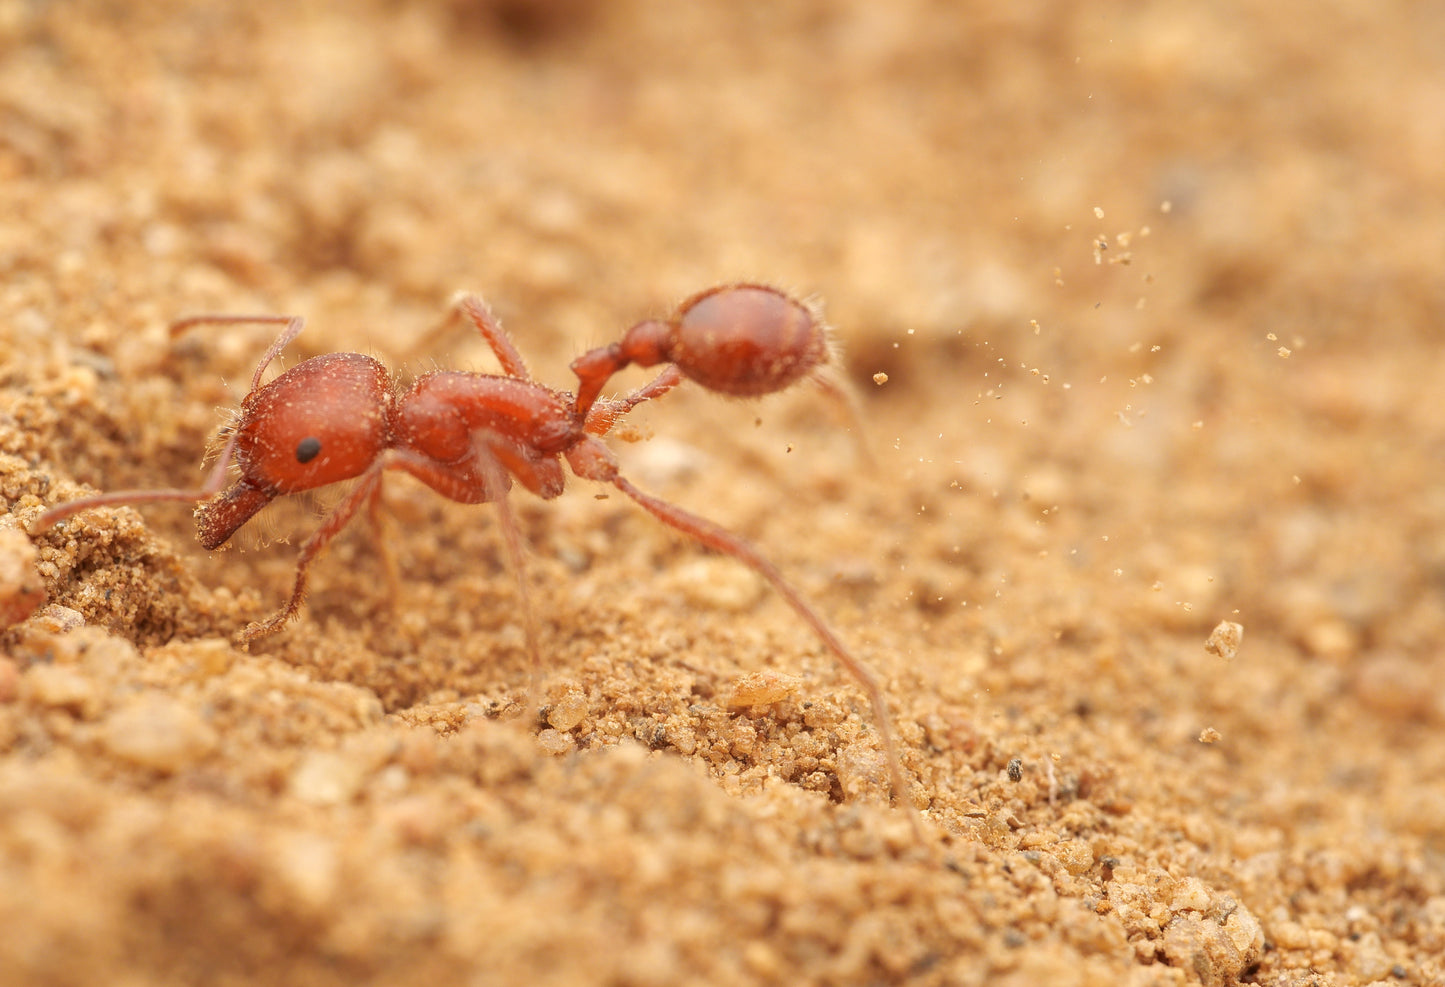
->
[32,284,910,809]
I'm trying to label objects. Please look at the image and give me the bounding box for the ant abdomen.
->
[570,283,833,414]
[667,284,829,397]
[656,281,826,398]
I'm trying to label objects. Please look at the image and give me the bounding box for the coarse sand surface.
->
[2,2,1444,984]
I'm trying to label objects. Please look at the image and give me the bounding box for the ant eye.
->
[295,436,322,463]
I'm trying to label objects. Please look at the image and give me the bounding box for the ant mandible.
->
[31,284,909,808]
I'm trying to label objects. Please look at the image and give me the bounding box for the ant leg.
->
[30,416,247,535]
[32,316,307,536]
[614,474,910,810]
[365,478,402,613]
[476,452,544,724]
[454,293,531,380]
[584,366,685,436]
[807,364,876,466]
[565,436,912,816]
[170,314,306,391]
[417,293,532,380]
[238,466,384,643]
[381,447,545,722]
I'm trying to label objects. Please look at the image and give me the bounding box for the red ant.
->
[31,284,910,809]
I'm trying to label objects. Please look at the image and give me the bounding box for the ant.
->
[31,284,910,810]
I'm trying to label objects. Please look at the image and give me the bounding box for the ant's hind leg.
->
[607,472,910,811]
[567,437,911,814]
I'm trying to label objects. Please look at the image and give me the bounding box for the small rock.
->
[835,741,888,802]
[669,558,763,612]
[100,695,218,772]
[33,605,86,635]
[1352,652,1440,722]
[1055,839,1095,876]
[0,527,46,629]
[1224,902,1265,962]
[725,670,801,709]
[270,831,339,914]
[23,664,100,717]
[1172,876,1213,913]
[289,750,369,806]
[536,728,575,755]
[546,689,589,732]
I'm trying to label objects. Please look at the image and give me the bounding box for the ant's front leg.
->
[29,411,257,538]
[239,466,386,643]
[169,314,307,392]
[30,318,311,536]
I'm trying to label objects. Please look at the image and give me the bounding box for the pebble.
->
[32,605,85,636]
[1352,652,1440,722]
[0,526,45,628]
[100,695,218,772]
[23,664,100,717]
[725,670,800,709]
[835,741,888,802]
[289,750,369,806]
[270,831,339,914]
[1171,876,1213,913]
[536,728,575,755]
[1055,839,1095,876]
[546,689,589,732]
[669,558,762,612]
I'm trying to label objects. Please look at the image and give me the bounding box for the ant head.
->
[192,353,395,550]
[197,352,393,547]
[666,284,829,398]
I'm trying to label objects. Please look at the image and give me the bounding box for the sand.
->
[2,1,1444,984]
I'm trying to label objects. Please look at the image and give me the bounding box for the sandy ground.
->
[2,1,1444,984]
